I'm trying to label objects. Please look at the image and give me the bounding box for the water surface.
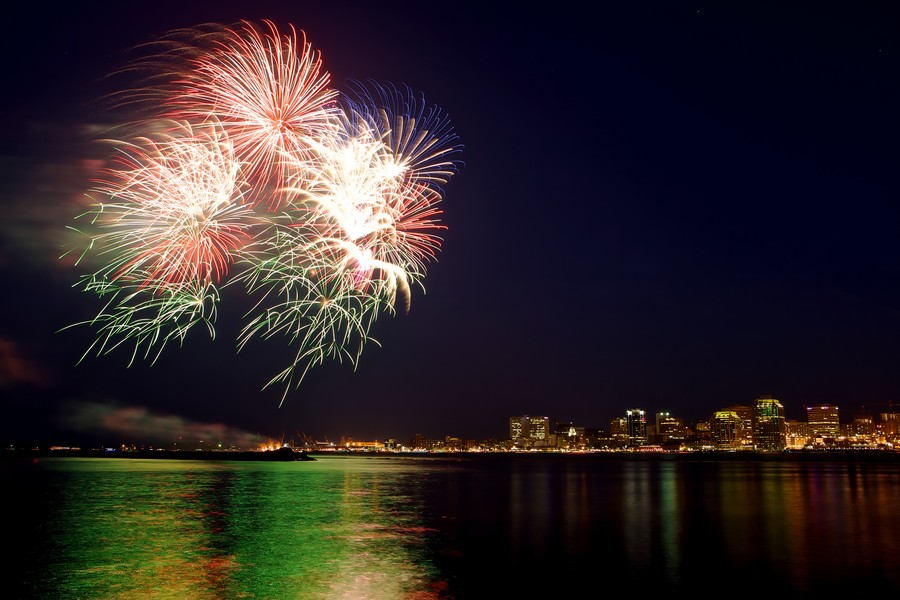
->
[5,454,900,598]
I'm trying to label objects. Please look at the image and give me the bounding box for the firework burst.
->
[64,120,254,361]
[65,20,463,403]
[112,19,340,210]
[233,101,452,393]
[340,80,462,191]
[74,120,254,290]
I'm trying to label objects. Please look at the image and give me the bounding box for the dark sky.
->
[1,1,899,447]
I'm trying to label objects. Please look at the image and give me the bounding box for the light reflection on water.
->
[6,455,900,598]
[9,456,452,599]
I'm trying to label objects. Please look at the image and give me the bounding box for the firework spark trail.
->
[122,19,341,210]
[236,241,385,405]
[301,116,415,307]
[63,120,252,362]
[340,80,463,191]
[233,101,450,394]
[189,20,340,209]
[66,20,463,403]
[266,83,461,310]
[67,280,221,367]
[74,120,254,290]
[333,81,461,299]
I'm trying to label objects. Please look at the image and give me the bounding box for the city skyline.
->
[18,393,899,451]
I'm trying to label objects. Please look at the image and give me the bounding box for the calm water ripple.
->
[4,454,900,598]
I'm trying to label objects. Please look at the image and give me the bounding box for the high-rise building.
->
[752,395,786,451]
[509,415,550,447]
[694,419,713,448]
[652,412,682,442]
[655,412,671,431]
[510,418,523,442]
[625,409,647,447]
[806,405,840,438]
[609,417,628,448]
[660,415,689,443]
[583,427,608,449]
[852,408,875,437]
[880,411,900,437]
[724,405,753,446]
[651,412,683,445]
[712,410,741,449]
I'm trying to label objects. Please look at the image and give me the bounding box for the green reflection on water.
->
[36,456,444,599]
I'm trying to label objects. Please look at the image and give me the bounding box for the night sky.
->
[1,1,898,447]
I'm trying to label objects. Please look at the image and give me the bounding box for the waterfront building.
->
[724,405,753,446]
[880,411,900,438]
[625,409,647,448]
[409,434,441,451]
[655,412,671,437]
[753,395,787,451]
[785,419,808,449]
[582,427,609,449]
[654,412,686,443]
[711,410,741,449]
[661,416,691,447]
[509,415,551,448]
[609,417,628,448]
[340,438,386,451]
[852,408,875,437]
[806,405,840,439]
[554,422,584,449]
[693,419,712,449]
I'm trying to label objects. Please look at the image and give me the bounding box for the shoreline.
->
[4,447,900,462]
[2,446,315,461]
[305,449,900,462]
